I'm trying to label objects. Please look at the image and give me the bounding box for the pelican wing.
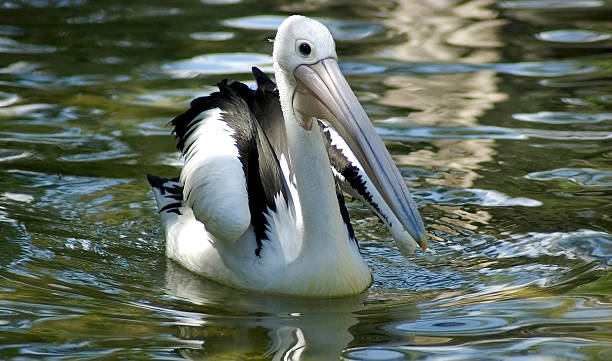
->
[170,79,287,252]
[250,67,288,168]
[320,122,419,255]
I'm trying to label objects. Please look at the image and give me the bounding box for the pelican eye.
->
[298,41,311,56]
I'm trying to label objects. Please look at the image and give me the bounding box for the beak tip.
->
[413,226,428,251]
[419,241,428,252]
[417,234,428,251]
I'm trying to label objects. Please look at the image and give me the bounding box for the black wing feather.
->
[169,76,288,256]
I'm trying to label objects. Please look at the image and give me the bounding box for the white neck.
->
[274,66,352,257]
[270,64,371,295]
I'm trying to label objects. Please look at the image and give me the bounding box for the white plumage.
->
[148,15,426,297]
[180,107,250,242]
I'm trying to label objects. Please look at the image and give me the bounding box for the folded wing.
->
[320,122,419,256]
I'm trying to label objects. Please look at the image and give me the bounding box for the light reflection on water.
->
[0,0,611,359]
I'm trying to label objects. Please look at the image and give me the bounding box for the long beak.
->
[294,58,427,250]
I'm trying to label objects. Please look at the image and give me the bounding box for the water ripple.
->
[526,168,612,187]
[491,61,597,77]
[222,15,384,41]
[391,316,509,336]
[416,187,542,207]
[483,229,612,266]
[0,91,20,107]
[202,0,243,4]
[377,125,612,141]
[0,25,23,36]
[513,111,612,124]
[189,31,234,41]
[537,30,612,43]
[58,136,133,162]
[159,53,272,77]
[0,103,56,117]
[356,337,612,361]
[0,61,41,75]
[1,0,86,9]
[118,88,215,108]
[342,60,596,77]
[0,149,33,163]
[498,0,605,9]
[0,36,56,54]
[342,348,415,361]
[66,6,181,24]
[17,73,131,88]
[221,15,283,30]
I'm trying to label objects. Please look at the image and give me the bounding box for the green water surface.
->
[1,0,611,360]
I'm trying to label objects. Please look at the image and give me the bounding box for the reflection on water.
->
[0,0,611,359]
[164,262,380,360]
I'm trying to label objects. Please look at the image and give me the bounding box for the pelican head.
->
[273,16,336,77]
[273,15,427,251]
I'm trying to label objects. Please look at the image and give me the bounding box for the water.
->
[1,0,611,359]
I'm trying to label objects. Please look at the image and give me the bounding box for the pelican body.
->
[148,16,426,297]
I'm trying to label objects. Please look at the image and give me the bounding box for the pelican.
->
[147,15,426,297]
